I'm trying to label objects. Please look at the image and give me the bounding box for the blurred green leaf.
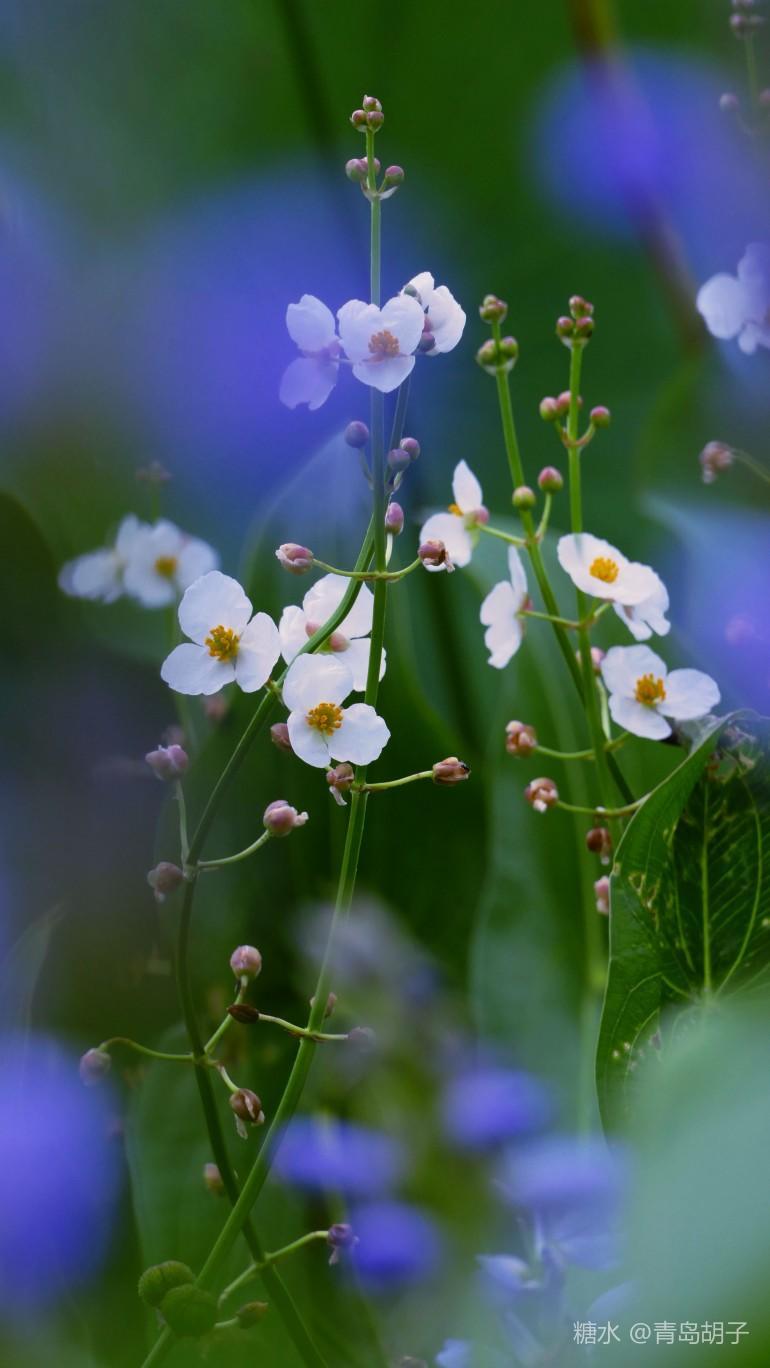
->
[0,904,65,1035]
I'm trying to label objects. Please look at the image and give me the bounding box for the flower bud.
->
[569,294,594,319]
[160,1284,218,1337]
[719,91,740,112]
[574,315,594,341]
[147,862,184,904]
[432,756,470,785]
[478,293,508,323]
[590,405,611,428]
[344,419,369,448]
[203,1162,225,1195]
[512,485,536,510]
[362,94,382,112]
[505,720,537,757]
[263,799,309,836]
[366,108,384,130]
[555,315,574,339]
[555,390,574,416]
[145,743,189,782]
[203,691,229,723]
[524,776,559,813]
[310,990,338,1018]
[385,501,404,535]
[382,165,404,188]
[230,944,263,980]
[276,543,314,574]
[229,1088,265,1126]
[270,721,293,753]
[586,826,613,865]
[347,1025,377,1049]
[539,396,560,422]
[387,446,411,473]
[417,329,436,354]
[350,108,367,128]
[538,466,563,493]
[79,1047,111,1086]
[326,762,355,806]
[327,1222,358,1265]
[345,157,368,183]
[138,1261,195,1308]
[419,539,452,570]
[236,1301,269,1328]
[699,440,734,484]
[576,645,605,674]
[594,876,610,915]
[499,335,519,361]
[400,436,420,461]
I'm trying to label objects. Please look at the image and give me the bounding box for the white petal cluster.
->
[283,654,390,768]
[161,571,280,696]
[279,573,386,691]
[480,547,529,669]
[557,533,658,606]
[337,294,425,393]
[696,243,770,355]
[279,295,341,410]
[601,645,720,740]
[59,517,218,608]
[404,271,466,355]
[419,460,486,571]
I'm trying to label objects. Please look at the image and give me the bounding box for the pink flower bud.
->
[417,330,436,353]
[505,720,538,757]
[366,108,384,130]
[400,436,420,461]
[263,800,309,837]
[419,539,453,570]
[382,165,404,187]
[350,108,367,127]
[385,501,404,535]
[326,762,355,805]
[555,390,574,416]
[310,991,338,1019]
[362,94,382,112]
[569,295,594,319]
[276,543,314,574]
[699,440,734,485]
[478,293,508,323]
[432,756,470,786]
[79,1048,111,1086]
[145,743,189,782]
[524,776,559,813]
[203,1162,225,1195]
[719,92,740,112]
[347,1025,377,1049]
[345,158,368,183]
[586,826,613,865]
[538,466,563,493]
[270,722,293,753]
[512,484,536,510]
[203,691,229,723]
[576,645,605,674]
[229,1089,265,1126]
[327,1222,358,1266]
[594,876,610,915]
[344,419,369,448]
[387,447,411,473]
[590,405,611,428]
[555,315,574,339]
[539,396,560,422]
[230,944,263,980]
[147,862,184,903]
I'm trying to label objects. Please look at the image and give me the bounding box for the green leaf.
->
[597,712,770,1129]
[0,904,65,1034]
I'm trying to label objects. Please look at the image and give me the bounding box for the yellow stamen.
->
[306,701,344,734]
[368,329,400,360]
[205,625,239,661]
[634,673,666,706]
[589,556,619,584]
[448,502,463,516]
[155,555,178,578]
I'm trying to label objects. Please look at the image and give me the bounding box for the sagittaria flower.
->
[161,571,280,695]
[480,547,530,669]
[337,293,425,393]
[403,271,466,354]
[613,570,670,642]
[279,573,385,691]
[122,519,218,607]
[419,460,488,571]
[557,533,658,606]
[696,243,770,355]
[279,295,341,410]
[601,644,720,740]
[59,515,144,603]
[283,654,390,768]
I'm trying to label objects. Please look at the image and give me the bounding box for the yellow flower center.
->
[448,502,463,516]
[154,555,178,578]
[307,701,344,734]
[589,556,619,583]
[634,673,666,707]
[205,625,239,661]
[368,329,400,360]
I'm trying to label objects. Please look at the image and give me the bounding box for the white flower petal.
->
[282,653,353,712]
[608,692,672,740]
[452,460,483,514]
[696,272,750,341]
[331,703,390,765]
[480,580,522,669]
[419,511,473,568]
[286,712,332,768]
[337,301,380,363]
[507,545,528,602]
[557,532,628,597]
[479,579,516,627]
[285,295,336,352]
[343,637,385,691]
[661,669,721,721]
[405,271,435,305]
[114,515,145,558]
[303,574,374,640]
[178,571,252,644]
[234,612,281,692]
[124,561,176,607]
[59,550,123,602]
[426,285,466,354]
[378,293,426,355]
[279,604,310,663]
[279,356,338,410]
[161,642,236,695]
[177,537,220,589]
[737,242,770,293]
[613,560,661,607]
[614,573,670,641]
[601,644,667,697]
[351,354,415,393]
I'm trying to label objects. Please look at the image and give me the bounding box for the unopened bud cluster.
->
[263,798,308,836]
[699,440,734,485]
[524,776,559,813]
[476,334,519,375]
[432,756,470,785]
[730,0,765,36]
[146,743,189,781]
[506,720,537,757]
[350,95,384,131]
[556,296,595,348]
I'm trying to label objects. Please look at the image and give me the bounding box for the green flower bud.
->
[512,485,536,510]
[478,293,508,323]
[160,1284,218,1338]
[537,466,563,493]
[590,405,611,428]
[237,1300,270,1328]
[138,1261,195,1309]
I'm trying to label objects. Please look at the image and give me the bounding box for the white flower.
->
[480,546,529,668]
[557,533,659,606]
[279,295,341,410]
[337,293,425,393]
[283,653,390,768]
[601,644,720,740]
[122,519,218,607]
[404,271,466,354]
[696,243,770,355]
[419,460,487,572]
[613,570,670,642]
[58,515,144,603]
[161,571,280,696]
[279,573,385,691]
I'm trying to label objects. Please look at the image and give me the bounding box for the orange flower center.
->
[307,701,344,734]
[589,556,619,583]
[154,555,178,578]
[634,673,666,706]
[448,502,463,516]
[368,329,400,360]
[205,625,239,661]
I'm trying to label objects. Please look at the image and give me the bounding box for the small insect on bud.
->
[276,543,314,574]
[385,501,405,535]
[590,405,611,428]
[505,720,537,757]
[432,756,471,786]
[586,826,613,866]
[344,419,369,448]
[362,94,382,112]
[382,164,404,188]
[539,396,560,422]
[524,776,559,813]
[147,862,185,904]
[263,799,309,836]
[227,1003,261,1024]
[160,1284,218,1338]
[569,294,594,319]
[326,762,355,806]
[400,436,420,461]
[594,876,610,916]
[79,1047,111,1086]
[270,721,293,754]
[327,1222,359,1266]
[310,990,338,1019]
[138,1261,195,1309]
[203,1162,225,1195]
[145,743,189,782]
[699,440,734,485]
[229,1088,265,1127]
[230,944,263,980]
[538,466,563,493]
[345,157,368,183]
[350,108,368,128]
[512,484,536,510]
[479,293,508,323]
[419,539,453,571]
[236,1301,269,1328]
[719,91,741,113]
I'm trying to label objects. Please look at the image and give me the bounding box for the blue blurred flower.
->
[273,1116,405,1198]
[441,1065,550,1151]
[499,1135,626,1219]
[435,1340,471,1368]
[0,1032,121,1314]
[349,1200,442,1292]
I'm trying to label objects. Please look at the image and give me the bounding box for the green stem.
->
[520,608,580,630]
[196,829,271,871]
[204,982,247,1055]
[359,769,433,792]
[219,1231,330,1306]
[556,797,645,818]
[98,1037,193,1065]
[254,1012,350,1043]
[733,448,770,486]
[478,523,527,548]
[535,733,630,762]
[311,556,420,582]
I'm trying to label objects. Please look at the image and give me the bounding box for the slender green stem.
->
[311,556,420,582]
[359,769,433,792]
[535,732,630,762]
[98,1037,194,1065]
[204,982,247,1055]
[215,1062,241,1094]
[196,829,271,871]
[478,523,527,549]
[366,128,380,305]
[520,608,580,630]
[254,1012,350,1043]
[219,1231,330,1306]
[535,492,553,540]
[176,783,189,863]
[556,797,645,818]
[732,448,770,486]
[388,374,411,453]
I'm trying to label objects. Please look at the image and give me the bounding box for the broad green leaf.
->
[597,712,770,1129]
